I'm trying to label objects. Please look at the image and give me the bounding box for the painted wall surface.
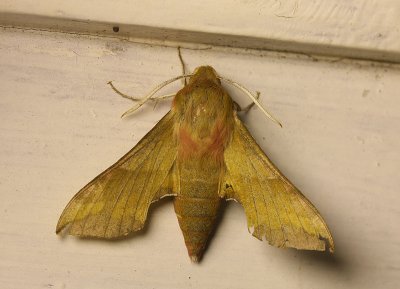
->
[0,28,399,289]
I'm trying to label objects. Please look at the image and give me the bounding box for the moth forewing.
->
[222,115,334,252]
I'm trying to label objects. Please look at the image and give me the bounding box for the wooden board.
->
[0,0,400,62]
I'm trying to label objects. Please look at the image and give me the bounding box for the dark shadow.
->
[290,248,348,270]
[270,240,353,281]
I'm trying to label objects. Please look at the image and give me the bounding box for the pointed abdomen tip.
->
[190,255,199,263]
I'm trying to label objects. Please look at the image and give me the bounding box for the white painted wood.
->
[0,28,399,289]
[0,0,399,62]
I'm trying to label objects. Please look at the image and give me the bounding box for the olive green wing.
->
[222,116,334,252]
[56,111,178,238]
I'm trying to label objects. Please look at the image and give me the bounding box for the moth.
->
[56,66,334,262]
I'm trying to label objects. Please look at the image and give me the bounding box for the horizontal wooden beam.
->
[1,1,399,63]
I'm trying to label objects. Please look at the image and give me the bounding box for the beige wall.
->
[0,2,399,288]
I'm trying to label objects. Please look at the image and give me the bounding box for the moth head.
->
[190,66,221,85]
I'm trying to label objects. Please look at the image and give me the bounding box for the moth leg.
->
[234,91,261,113]
[108,81,175,102]
[178,47,187,86]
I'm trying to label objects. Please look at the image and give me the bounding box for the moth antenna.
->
[108,81,141,101]
[121,74,193,118]
[153,93,176,100]
[177,47,187,86]
[218,77,283,128]
[108,81,175,102]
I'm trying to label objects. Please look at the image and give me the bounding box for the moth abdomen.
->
[174,195,221,262]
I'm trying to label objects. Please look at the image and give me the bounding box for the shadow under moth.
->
[56,66,334,262]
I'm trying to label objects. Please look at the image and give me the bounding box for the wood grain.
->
[0,0,399,62]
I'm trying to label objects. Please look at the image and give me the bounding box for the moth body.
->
[172,66,235,261]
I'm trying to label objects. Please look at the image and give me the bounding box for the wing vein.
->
[131,138,165,227]
[236,136,261,234]
[103,168,133,237]
[78,184,105,235]
[249,153,284,242]
[117,151,151,235]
